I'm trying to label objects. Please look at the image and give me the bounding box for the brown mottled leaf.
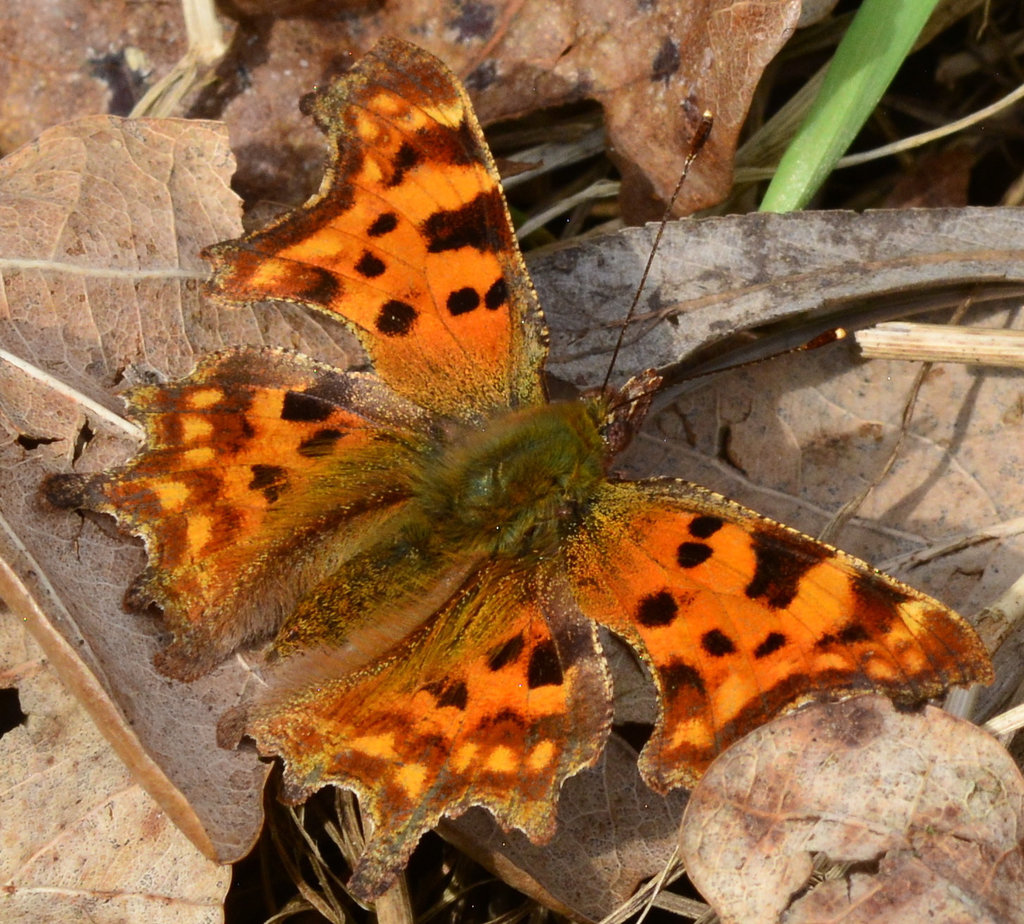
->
[0,115,286,865]
[0,608,229,921]
[203,1,801,216]
[0,2,190,150]
[679,695,1024,924]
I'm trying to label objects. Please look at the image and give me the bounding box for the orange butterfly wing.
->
[564,479,994,787]
[44,348,430,679]
[203,38,546,422]
[232,561,611,896]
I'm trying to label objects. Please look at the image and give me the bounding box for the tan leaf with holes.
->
[680,695,1024,924]
[0,611,229,922]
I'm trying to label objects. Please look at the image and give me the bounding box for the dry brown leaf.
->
[0,2,190,152]
[679,695,1024,924]
[0,115,282,865]
[2,2,800,216]
[203,1,800,216]
[0,607,229,922]
[540,208,1024,389]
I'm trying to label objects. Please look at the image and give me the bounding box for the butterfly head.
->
[579,367,663,458]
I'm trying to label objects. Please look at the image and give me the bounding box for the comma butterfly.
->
[43,38,993,898]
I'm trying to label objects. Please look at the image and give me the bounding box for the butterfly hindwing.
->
[234,560,611,896]
[203,38,547,423]
[565,479,994,787]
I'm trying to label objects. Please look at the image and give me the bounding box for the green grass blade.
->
[759,0,941,213]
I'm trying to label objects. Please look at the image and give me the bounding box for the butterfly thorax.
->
[266,397,614,661]
[414,399,610,558]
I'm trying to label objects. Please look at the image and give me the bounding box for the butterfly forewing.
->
[203,38,547,423]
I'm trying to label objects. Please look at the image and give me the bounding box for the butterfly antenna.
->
[602,111,714,395]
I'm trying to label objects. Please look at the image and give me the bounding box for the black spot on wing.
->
[249,464,288,504]
[282,391,334,422]
[479,707,524,730]
[661,659,706,695]
[484,277,508,310]
[387,141,421,188]
[297,428,343,457]
[487,634,524,671]
[423,191,505,253]
[527,640,563,688]
[367,212,398,237]
[746,532,829,610]
[291,264,342,307]
[815,621,872,648]
[702,629,736,657]
[450,118,482,167]
[355,250,386,278]
[402,116,481,171]
[839,622,871,643]
[376,299,417,335]
[689,515,724,539]
[637,590,678,627]
[677,541,713,568]
[447,287,480,316]
[423,679,468,710]
[754,631,787,659]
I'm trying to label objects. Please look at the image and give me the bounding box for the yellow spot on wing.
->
[281,227,350,264]
[183,447,216,467]
[526,740,556,771]
[397,763,428,799]
[814,652,853,673]
[180,415,214,442]
[867,659,899,681]
[670,718,715,752]
[451,743,479,772]
[486,745,516,774]
[349,733,397,760]
[248,262,289,293]
[153,480,189,513]
[187,388,223,409]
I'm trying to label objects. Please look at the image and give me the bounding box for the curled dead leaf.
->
[679,695,1024,923]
